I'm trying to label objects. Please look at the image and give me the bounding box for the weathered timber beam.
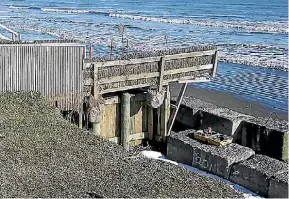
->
[88,49,217,67]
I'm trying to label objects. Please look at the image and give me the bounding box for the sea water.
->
[0,0,287,112]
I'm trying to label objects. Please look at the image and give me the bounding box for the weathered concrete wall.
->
[229,155,288,197]
[167,130,254,178]
[269,171,288,198]
[171,97,288,161]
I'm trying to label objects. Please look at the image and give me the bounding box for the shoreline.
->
[170,82,288,121]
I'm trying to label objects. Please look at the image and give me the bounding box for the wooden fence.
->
[0,42,85,110]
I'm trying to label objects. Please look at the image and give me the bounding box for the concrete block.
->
[229,154,288,197]
[174,104,242,136]
[167,136,193,165]
[168,130,254,178]
[265,128,288,162]
[199,111,242,136]
[174,105,199,129]
[234,121,288,161]
[269,171,288,198]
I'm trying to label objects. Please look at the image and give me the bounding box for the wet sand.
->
[170,82,288,121]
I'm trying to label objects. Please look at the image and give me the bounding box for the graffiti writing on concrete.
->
[192,150,226,176]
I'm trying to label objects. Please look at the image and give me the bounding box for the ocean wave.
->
[3,22,288,71]
[9,5,28,9]
[40,8,110,15]
[109,13,288,34]
[8,5,40,10]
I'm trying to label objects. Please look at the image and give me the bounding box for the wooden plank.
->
[178,77,211,83]
[88,49,216,67]
[91,57,160,67]
[99,72,159,84]
[163,49,216,60]
[158,57,165,92]
[167,83,188,136]
[121,93,131,150]
[99,83,152,94]
[100,104,118,138]
[164,64,213,75]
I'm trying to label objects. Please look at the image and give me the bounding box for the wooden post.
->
[89,44,93,58]
[121,93,131,150]
[167,82,188,136]
[160,85,170,141]
[79,113,83,128]
[92,63,101,136]
[158,57,165,92]
[212,50,218,77]
[93,122,101,136]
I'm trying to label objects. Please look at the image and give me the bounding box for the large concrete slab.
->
[229,154,288,197]
[269,171,288,198]
[167,130,254,178]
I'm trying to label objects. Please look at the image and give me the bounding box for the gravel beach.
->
[0,92,243,198]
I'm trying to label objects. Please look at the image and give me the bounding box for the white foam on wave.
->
[40,8,111,15]
[8,5,30,9]
[109,13,288,34]
[41,8,90,14]
[4,23,288,71]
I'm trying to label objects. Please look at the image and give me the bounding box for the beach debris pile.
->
[0,91,243,198]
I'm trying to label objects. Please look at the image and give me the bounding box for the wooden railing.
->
[0,24,21,41]
[83,48,218,94]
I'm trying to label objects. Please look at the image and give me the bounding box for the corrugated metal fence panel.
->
[0,43,85,111]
